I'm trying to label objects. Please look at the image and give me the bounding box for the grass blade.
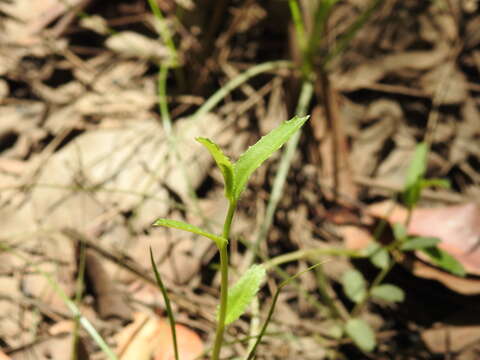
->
[150,247,179,360]
[245,262,322,360]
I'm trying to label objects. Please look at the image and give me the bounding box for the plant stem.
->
[193,60,292,120]
[212,201,237,360]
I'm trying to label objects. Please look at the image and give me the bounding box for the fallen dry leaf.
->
[356,201,480,293]
[368,201,480,275]
[421,305,480,353]
[117,312,203,360]
[408,203,480,275]
[0,350,11,360]
[84,249,132,320]
[106,31,170,61]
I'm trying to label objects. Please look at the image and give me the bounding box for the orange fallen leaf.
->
[154,320,204,360]
[408,203,480,275]
[117,312,204,360]
[0,350,12,360]
[341,201,480,294]
[368,201,480,275]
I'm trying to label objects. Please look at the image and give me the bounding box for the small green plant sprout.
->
[339,141,465,353]
[400,142,464,276]
[151,115,309,360]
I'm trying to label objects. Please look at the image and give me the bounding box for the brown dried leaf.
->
[106,32,170,60]
[421,307,480,353]
[332,43,450,91]
[85,249,132,320]
[420,63,468,104]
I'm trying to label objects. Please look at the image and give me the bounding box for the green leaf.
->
[224,264,266,325]
[400,236,440,251]
[342,269,367,303]
[371,284,405,303]
[327,322,344,339]
[153,218,227,248]
[196,137,234,202]
[421,247,466,277]
[420,178,450,189]
[245,262,323,360]
[149,248,179,360]
[403,142,428,208]
[405,142,428,189]
[345,318,376,352]
[392,223,407,241]
[364,243,390,269]
[232,115,309,200]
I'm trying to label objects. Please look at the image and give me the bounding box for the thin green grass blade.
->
[245,262,323,360]
[2,243,118,360]
[153,218,227,248]
[196,137,234,202]
[150,247,179,360]
[288,0,307,52]
[232,115,309,200]
[224,265,266,325]
[47,270,118,360]
[307,0,339,58]
[193,61,292,120]
[324,0,384,67]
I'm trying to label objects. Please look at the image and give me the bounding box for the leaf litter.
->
[0,1,480,359]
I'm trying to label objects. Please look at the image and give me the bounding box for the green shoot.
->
[153,115,309,360]
[403,142,429,209]
[399,142,464,276]
[245,262,323,360]
[196,138,234,202]
[150,248,179,360]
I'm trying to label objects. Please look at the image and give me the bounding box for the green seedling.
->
[151,115,309,360]
[400,142,464,276]
[339,142,465,353]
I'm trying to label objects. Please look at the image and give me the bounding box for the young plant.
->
[339,142,465,353]
[152,115,309,360]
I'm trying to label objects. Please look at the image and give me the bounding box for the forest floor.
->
[1,1,480,359]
